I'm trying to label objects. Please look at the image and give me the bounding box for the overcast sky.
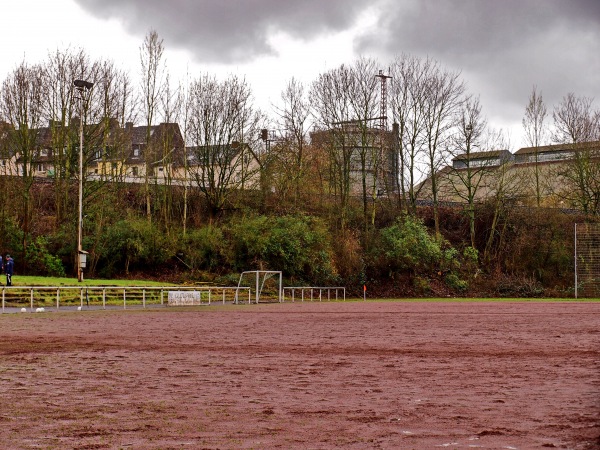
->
[2,0,599,148]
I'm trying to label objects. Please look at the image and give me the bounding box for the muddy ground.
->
[0,301,598,449]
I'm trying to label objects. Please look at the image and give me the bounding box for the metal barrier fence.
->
[282,287,346,302]
[0,286,252,312]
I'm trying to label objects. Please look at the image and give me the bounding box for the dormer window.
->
[133,148,140,157]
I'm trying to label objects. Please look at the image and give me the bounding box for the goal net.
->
[575,223,600,298]
[235,271,283,304]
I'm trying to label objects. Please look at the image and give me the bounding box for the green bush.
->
[413,276,431,293]
[25,236,66,277]
[444,272,468,291]
[96,218,175,276]
[181,226,224,270]
[224,214,337,284]
[380,215,443,273]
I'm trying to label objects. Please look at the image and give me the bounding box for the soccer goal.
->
[574,223,600,298]
[235,271,283,304]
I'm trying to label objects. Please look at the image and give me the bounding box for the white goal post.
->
[236,271,283,304]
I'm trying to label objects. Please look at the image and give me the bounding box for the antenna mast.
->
[375,69,392,131]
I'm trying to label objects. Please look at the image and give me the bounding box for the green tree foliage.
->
[181,226,224,270]
[96,218,174,277]
[224,215,337,284]
[379,215,443,273]
[25,236,66,277]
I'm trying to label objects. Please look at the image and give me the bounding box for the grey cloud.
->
[74,0,599,136]
[74,0,369,63]
[357,0,600,130]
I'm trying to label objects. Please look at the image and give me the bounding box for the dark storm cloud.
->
[74,0,599,133]
[356,0,600,128]
[73,0,367,63]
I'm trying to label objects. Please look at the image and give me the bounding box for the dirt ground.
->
[0,301,598,449]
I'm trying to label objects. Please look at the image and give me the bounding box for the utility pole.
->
[372,70,392,224]
[74,79,94,282]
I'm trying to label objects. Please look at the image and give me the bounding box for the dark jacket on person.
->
[5,257,14,276]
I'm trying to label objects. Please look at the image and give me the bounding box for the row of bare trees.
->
[1,29,599,275]
[523,88,600,214]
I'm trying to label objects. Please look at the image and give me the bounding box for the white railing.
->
[0,285,251,312]
[282,287,346,302]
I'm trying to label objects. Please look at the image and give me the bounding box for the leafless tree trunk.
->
[390,55,431,215]
[156,73,185,233]
[347,57,380,229]
[551,93,600,213]
[0,61,45,269]
[139,29,165,223]
[272,77,311,206]
[310,64,356,230]
[187,74,262,223]
[422,63,465,237]
[447,96,488,248]
[522,86,547,206]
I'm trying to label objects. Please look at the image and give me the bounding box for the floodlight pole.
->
[74,79,94,282]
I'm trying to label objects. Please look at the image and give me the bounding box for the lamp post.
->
[73,79,94,282]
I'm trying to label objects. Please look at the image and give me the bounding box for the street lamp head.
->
[73,79,94,90]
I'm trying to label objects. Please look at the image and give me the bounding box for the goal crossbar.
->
[236,271,283,304]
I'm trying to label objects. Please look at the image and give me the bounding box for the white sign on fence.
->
[168,290,202,306]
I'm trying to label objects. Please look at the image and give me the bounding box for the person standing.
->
[5,254,13,286]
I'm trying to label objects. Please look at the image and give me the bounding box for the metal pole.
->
[74,79,93,282]
[279,272,282,303]
[574,223,578,299]
[256,272,259,304]
[77,93,84,282]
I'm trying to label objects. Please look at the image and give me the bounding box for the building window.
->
[133,148,140,157]
[132,167,138,176]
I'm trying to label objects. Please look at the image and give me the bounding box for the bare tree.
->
[44,48,90,224]
[155,73,185,231]
[481,132,523,265]
[446,96,488,247]
[552,93,598,144]
[522,86,548,206]
[552,93,600,214]
[187,74,262,222]
[0,61,45,265]
[309,64,356,230]
[309,58,381,230]
[272,77,311,205]
[348,57,380,228]
[389,55,431,215]
[139,29,165,222]
[422,62,465,237]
